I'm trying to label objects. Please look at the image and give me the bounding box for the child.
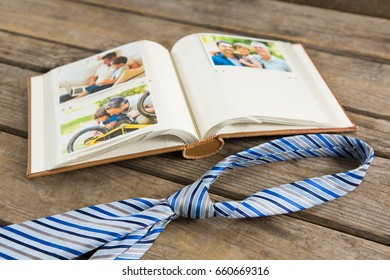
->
[111,56,128,80]
[74,56,128,99]
[94,107,131,130]
[94,107,118,130]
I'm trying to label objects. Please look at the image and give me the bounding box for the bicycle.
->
[137,91,156,119]
[66,120,150,153]
[67,92,155,153]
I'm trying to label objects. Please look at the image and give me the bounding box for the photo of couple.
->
[58,42,145,103]
[60,84,157,155]
[201,34,292,72]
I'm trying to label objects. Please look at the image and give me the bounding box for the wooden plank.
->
[1,132,389,259]
[0,2,388,118]
[0,30,95,72]
[307,50,390,120]
[275,0,390,20]
[0,0,206,52]
[76,0,390,62]
[145,214,390,259]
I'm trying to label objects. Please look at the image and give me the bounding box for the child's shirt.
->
[112,65,126,79]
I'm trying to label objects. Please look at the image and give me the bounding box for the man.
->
[74,52,117,99]
[105,94,156,125]
[233,42,263,68]
[212,41,243,66]
[251,42,291,72]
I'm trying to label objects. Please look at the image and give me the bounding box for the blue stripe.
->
[220,202,237,211]
[268,154,283,161]
[342,135,355,149]
[341,147,355,158]
[187,181,202,217]
[262,190,306,210]
[236,154,253,160]
[203,175,217,180]
[304,179,341,198]
[138,239,155,244]
[280,138,299,151]
[0,233,67,260]
[290,182,328,202]
[317,134,333,148]
[302,149,319,158]
[196,186,208,218]
[293,150,307,158]
[131,214,161,223]
[269,141,286,151]
[303,135,321,148]
[235,208,251,218]
[150,228,164,234]
[132,198,155,208]
[33,220,107,243]
[122,235,144,240]
[331,174,359,187]
[356,139,367,159]
[89,206,119,217]
[75,209,148,227]
[328,147,344,157]
[3,227,83,256]
[246,149,263,158]
[214,205,229,217]
[345,171,364,180]
[169,188,182,210]
[118,200,144,212]
[212,166,227,171]
[242,202,266,216]
[47,217,120,237]
[0,252,17,260]
[253,195,293,213]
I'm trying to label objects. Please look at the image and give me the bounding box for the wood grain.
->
[275,0,390,19]
[76,0,390,62]
[0,131,389,259]
[0,0,389,260]
[0,4,388,119]
[0,30,95,72]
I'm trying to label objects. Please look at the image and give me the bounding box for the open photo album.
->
[28,33,356,178]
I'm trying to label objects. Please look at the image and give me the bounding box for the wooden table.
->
[0,0,389,260]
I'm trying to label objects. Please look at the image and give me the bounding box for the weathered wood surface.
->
[76,0,390,62]
[275,0,390,19]
[1,132,389,259]
[0,0,389,259]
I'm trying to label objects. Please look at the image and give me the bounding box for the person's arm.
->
[98,67,124,85]
[97,78,117,85]
[128,60,140,69]
[88,74,98,86]
[239,58,263,68]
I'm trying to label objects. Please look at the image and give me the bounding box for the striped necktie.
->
[0,134,374,260]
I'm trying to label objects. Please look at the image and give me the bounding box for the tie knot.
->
[166,179,215,219]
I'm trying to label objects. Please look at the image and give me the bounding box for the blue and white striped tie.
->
[0,134,374,260]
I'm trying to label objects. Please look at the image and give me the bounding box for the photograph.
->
[58,42,146,103]
[200,33,292,72]
[60,83,157,155]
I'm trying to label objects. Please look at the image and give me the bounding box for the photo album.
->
[28,33,356,178]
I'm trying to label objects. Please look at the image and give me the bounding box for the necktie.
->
[0,134,374,260]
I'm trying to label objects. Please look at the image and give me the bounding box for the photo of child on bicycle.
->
[60,84,158,155]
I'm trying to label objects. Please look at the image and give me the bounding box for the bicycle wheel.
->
[137,91,156,119]
[67,126,110,153]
